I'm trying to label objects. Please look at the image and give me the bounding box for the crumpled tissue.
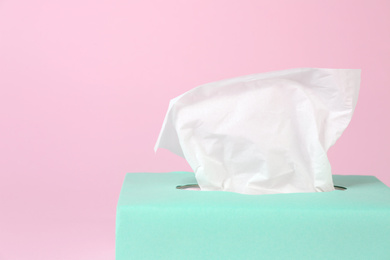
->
[155,68,361,194]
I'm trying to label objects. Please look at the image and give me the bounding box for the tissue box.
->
[116,172,390,260]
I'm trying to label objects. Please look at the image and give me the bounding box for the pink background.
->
[0,0,389,259]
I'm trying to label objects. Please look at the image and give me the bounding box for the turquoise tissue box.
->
[116,172,390,260]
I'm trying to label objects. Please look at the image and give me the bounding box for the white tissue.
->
[155,68,361,195]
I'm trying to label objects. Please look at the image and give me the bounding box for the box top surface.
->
[117,172,390,211]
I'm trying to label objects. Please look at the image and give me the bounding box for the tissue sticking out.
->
[155,68,361,195]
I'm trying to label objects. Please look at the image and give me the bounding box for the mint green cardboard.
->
[116,172,390,260]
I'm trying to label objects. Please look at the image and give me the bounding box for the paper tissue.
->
[155,68,361,194]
